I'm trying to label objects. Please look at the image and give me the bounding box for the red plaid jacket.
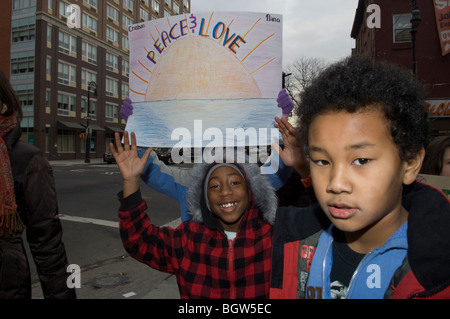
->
[119,191,273,299]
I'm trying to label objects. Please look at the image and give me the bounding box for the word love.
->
[198,18,246,54]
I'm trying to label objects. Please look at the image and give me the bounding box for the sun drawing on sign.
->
[129,12,277,101]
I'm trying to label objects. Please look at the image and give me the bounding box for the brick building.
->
[351,0,450,136]
[0,0,191,160]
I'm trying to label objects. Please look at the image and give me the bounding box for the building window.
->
[81,69,97,89]
[57,129,76,152]
[83,13,98,32]
[58,31,77,55]
[152,0,159,14]
[173,2,179,14]
[140,8,149,21]
[106,52,119,72]
[16,89,34,108]
[106,77,119,97]
[107,4,119,23]
[105,103,118,122]
[121,82,129,98]
[121,59,129,77]
[47,24,52,44]
[165,0,171,8]
[46,56,51,80]
[57,92,76,116]
[11,56,34,74]
[84,0,97,9]
[183,0,189,10]
[122,35,129,50]
[59,0,70,17]
[81,97,97,120]
[106,27,119,43]
[393,14,412,43]
[124,0,134,13]
[45,89,51,111]
[11,24,35,42]
[122,14,134,28]
[13,0,36,10]
[58,61,76,86]
[46,89,51,107]
[82,41,97,64]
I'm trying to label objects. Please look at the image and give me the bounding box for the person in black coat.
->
[0,69,75,299]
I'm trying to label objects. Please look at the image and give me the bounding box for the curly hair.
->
[295,55,430,161]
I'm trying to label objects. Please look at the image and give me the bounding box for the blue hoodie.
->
[305,223,408,299]
[138,148,291,222]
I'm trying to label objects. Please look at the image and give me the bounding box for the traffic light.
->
[79,132,87,139]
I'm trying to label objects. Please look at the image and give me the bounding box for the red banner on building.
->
[434,0,450,56]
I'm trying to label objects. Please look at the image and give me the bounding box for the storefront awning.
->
[88,124,106,131]
[57,121,84,130]
[80,123,106,131]
[106,126,124,133]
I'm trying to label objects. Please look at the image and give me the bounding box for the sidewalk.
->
[32,212,182,299]
[49,157,107,166]
[31,254,180,299]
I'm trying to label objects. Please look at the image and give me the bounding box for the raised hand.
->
[273,116,310,178]
[109,131,151,197]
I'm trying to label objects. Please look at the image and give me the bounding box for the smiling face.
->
[308,108,424,253]
[207,165,249,232]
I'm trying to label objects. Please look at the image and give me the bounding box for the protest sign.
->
[125,11,283,147]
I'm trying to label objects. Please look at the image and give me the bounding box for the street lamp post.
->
[410,1,421,76]
[85,81,97,163]
[282,72,292,89]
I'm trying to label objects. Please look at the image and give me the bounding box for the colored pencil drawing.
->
[126,11,283,147]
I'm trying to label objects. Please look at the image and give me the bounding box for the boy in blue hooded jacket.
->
[270,55,450,299]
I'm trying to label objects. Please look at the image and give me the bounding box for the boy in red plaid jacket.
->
[111,132,279,298]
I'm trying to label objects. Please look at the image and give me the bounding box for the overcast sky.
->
[190,0,358,66]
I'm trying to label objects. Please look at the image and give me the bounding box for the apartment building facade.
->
[2,0,190,160]
[351,0,450,137]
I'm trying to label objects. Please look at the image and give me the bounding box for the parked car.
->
[103,152,115,164]
[156,148,174,165]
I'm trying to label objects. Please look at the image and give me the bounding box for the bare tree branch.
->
[283,57,328,110]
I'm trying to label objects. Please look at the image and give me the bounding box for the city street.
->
[28,160,188,299]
